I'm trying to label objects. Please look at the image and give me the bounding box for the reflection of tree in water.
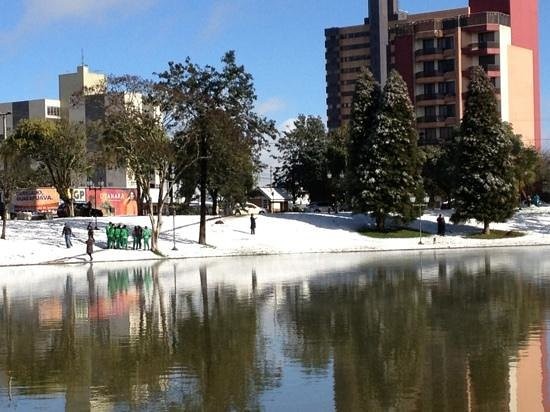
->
[279,267,427,411]
[0,264,280,410]
[280,257,547,411]
[171,265,281,410]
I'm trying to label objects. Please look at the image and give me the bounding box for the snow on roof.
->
[256,187,292,201]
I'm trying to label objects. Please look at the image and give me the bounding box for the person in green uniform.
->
[142,226,152,250]
[114,224,122,249]
[121,225,129,249]
[106,223,114,249]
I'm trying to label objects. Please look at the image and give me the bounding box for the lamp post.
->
[170,172,178,251]
[410,195,430,245]
[87,180,104,230]
[0,112,12,227]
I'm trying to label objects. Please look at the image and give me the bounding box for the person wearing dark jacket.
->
[62,223,73,248]
[86,237,94,261]
[250,214,256,235]
[437,214,446,236]
[87,222,94,240]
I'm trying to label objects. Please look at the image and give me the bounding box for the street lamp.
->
[410,195,430,245]
[87,180,104,230]
[170,170,178,251]
[0,112,12,227]
[0,111,12,141]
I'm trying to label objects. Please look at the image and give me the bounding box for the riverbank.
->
[1,206,550,266]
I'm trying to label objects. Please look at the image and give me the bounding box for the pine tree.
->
[353,70,422,230]
[451,66,516,234]
[275,115,328,201]
[348,68,381,209]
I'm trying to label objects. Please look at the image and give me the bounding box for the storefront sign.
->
[13,188,60,212]
[86,188,138,216]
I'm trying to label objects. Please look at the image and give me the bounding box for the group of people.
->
[61,222,95,261]
[61,222,153,263]
[106,223,152,251]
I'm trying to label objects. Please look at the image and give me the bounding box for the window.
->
[438,81,456,96]
[423,39,435,49]
[479,55,496,66]
[439,59,455,73]
[438,36,454,50]
[478,31,496,44]
[439,104,456,118]
[47,106,60,117]
[425,106,437,118]
[423,61,435,73]
[424,83,436,96]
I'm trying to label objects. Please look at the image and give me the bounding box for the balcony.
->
[415,69,445,80]
[416,93,446,102]
[417,115,446,123]
[463,64,500,77]
[462,41,500,55]
[461,12,511,29]
[415,47,444,57]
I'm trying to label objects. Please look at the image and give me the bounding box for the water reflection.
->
[1,249,550,410]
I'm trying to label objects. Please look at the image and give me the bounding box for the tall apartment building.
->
[58,65,137,188]
[325,0,541,149]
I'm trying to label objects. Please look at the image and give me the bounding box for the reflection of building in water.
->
[508,333,545,411]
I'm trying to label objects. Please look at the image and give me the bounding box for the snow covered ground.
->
[1,206,550,266]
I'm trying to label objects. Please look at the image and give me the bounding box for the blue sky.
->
[0,0,548,149]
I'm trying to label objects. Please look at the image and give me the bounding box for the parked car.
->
[233,202,266,216]
[57,202,103,218]
[305,201,333,213]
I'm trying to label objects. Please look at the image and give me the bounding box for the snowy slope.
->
[1,206,550,266]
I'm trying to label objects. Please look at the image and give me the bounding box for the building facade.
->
[325,0,541,149]
[1,65,140,189]
[0,99,61,139]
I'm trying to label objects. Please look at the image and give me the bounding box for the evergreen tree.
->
[451,66,516,234]
[354,70,422,230]
[274,115,328,201]
[347,68,381,208]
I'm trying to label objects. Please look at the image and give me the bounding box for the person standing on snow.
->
[132,226,139,250]
[87,222,94,240]
[142,226,152,250]
[106,223,114,249]
[250,214,256,235]
[437,214,446,236]
[61,223,73,248]
[86,236,94,261]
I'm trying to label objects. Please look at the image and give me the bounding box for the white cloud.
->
[1,0,153,44]
[200,1,239,40]
[256,97,286,116]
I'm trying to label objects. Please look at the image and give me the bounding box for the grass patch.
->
[466,230,525,239]
[360,227,430,239]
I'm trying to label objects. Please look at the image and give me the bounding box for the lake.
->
[1,248,550,411]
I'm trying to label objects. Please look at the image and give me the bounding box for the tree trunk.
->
[199,131,208,245]
[483,220,490,235]
[1,210,7,240]
[211,190,218,216]
[149,192,164,254]
[376,214,385,232]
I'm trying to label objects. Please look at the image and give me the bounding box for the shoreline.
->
[2,239,550,268]
[2,208,550,267]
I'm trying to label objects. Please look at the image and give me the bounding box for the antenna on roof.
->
[81,48,85,66]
